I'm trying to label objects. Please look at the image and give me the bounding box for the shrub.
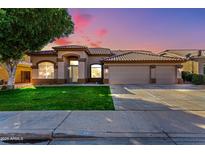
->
[181,71,193,82]
[186,73,194,82]
[182,71,190,81]
[191,74,205,85]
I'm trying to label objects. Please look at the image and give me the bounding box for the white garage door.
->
[156,66,176,84]
[109,66,150,84]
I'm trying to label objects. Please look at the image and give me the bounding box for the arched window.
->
[38,62,54,79]
[91,64,102,78]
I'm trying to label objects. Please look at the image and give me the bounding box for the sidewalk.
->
[1,111,205,144]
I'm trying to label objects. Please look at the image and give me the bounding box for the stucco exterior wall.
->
[0,65,8,81]
[197,58,205,75]
[57,51,88,81]
[29,49,185,85]
[15,65,32,83]
[0,64,31,83]
[87,55,109,78]
[30,55,57,79]
[182,60,198,74]
[32,68,57,79]
[58,51,87,59]
[30,56,57,66]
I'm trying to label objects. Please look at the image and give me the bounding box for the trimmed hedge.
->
[181,71,187,81]
[186,73,194,82]
[182,71,205,85]
[182,71,193,82]
[192,74,205,85]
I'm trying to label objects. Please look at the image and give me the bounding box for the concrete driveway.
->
[111,84,205,111]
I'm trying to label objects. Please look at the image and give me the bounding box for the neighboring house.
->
[192,50,205,75]
[28,45,185,85]
[0,55,32,84]
[161,49,205,75]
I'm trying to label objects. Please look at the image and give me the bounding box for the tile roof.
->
[162,49,205,58]
[111,50,152,55]
[52,45,88,50]
[27,50,57,55]
[88,48,113,55]
[103,51,186,63]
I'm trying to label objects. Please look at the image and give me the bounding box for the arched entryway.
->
[57,52,87,84]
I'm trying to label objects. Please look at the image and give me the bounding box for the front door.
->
[69,65,78,82]
[68,60,79,83]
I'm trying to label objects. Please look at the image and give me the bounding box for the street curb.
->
[0,130,52,140]
[53,131,167,138]
[2,130,205,141]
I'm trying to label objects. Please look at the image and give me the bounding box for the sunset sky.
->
[44,8,205,52]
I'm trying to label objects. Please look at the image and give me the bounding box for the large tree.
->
[0,8,74,89]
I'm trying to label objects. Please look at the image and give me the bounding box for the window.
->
[21,71,31,83]
[38,62,54,79]
[70,60,79,66]
[91,64,102,78]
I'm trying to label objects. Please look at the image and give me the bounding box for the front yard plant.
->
[182,71,205,85]
[182,71,194,82]
[191,74,205,85]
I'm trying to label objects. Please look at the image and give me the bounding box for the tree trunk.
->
[5,60,18,90]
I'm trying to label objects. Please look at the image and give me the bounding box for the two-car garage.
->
[108,65,177,84]
[103,51,184,85]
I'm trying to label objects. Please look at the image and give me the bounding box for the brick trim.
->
[103,79,109,84]
[88,78,102,83]
[78,78,87,83]
[32,79,67,85]
[57,79,66,84]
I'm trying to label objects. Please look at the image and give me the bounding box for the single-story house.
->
[28,45,186,85]
[161,49,205,75]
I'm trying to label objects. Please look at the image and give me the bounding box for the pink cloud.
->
[54,37,72,45]
[82,35,91,43]
[73,12,93,33]
[95,28,108,37]
[90,41,102,48]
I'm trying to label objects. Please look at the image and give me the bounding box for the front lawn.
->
[0,86,114,111]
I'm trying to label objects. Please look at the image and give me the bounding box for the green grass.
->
[0,86,114,111]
